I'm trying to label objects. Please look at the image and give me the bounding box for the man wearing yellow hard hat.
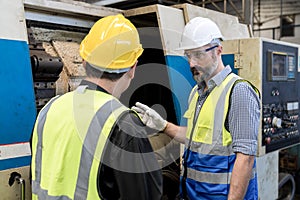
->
[31,14,163,200]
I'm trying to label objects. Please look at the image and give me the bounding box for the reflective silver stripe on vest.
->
[35,96,60,185]
[33,94,124,199]
[188,74,240,156]
[186,167,257,184]
[32,180,71,200]
[188,86,198,104]
[74,99,122,199]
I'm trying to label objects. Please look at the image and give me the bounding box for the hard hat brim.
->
[175,37,224,51]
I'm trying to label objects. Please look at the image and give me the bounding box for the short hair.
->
[85,62,126,82]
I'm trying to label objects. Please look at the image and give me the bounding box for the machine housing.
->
[222,37,300,156]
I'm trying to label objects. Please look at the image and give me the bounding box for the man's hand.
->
[132,102,167,131]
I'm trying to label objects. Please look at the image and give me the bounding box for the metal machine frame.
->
[1,1,299,199]
[0,1,121,199]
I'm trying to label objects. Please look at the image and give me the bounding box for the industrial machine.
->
[222,38,300,199]
[0,0,121,199]
[28,27,64,112]
[0,1,36,200]
[222,38,300,156]
[1,0,300,199]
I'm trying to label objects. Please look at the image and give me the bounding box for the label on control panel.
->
[287,102,299,111]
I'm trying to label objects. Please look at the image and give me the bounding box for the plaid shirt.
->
[195,66,260,155]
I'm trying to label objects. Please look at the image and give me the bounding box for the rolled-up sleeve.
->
[228,82,260,156]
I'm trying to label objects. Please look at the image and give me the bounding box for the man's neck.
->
[84,77,120,98]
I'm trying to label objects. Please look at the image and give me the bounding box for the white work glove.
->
[132,102,167,131]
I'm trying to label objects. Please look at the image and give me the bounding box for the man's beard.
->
[191,55,218,84]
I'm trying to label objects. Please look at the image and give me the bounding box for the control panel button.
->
[272,116,282,128]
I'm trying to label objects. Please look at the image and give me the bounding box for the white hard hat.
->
[177,17,224,50]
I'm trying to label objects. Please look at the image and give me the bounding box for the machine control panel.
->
[223,38,300,155]
[262,41,300,153]
[263,102,299,151]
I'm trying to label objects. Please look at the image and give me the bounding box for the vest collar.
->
[79,80,110,94]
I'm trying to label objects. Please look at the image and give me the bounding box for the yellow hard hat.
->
[79,14,143,72]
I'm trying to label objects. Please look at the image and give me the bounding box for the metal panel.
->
[0,166,32,200]
[256,151,279,200]
[174,3,250,40]
[125,4,157,16]
[0,1,36,199]
[0,0,28,41]
[0,143,31,162]
[25,9,96,29]
[24,0,122,17]
[156,5,186,55]
[165,55,195,126]
[0,39,36,145]
[24,0,122,29]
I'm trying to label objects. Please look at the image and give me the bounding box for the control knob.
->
[272,117,282,128]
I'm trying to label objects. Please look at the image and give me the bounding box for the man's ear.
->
[82,60,87,69]
[216,45,223,55]
[127,61,138,79]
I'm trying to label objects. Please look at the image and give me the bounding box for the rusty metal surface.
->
[51,40,86,93]
[52,40,85,76]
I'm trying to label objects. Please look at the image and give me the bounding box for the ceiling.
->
[74,0,300,26]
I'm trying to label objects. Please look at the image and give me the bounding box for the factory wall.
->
[253,14,300,44]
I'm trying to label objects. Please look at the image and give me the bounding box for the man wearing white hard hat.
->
[132,17,260,200]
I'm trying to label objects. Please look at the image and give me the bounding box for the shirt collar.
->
[79,79,110,94]
[198,65,232,91]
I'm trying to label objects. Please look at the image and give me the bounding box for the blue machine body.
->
[0,38,36,170]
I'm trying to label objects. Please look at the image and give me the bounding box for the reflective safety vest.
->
[31,85,129,200]
[182,73,258,200]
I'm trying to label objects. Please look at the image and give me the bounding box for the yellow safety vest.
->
[184,73,240,147]
[31,85,128,199]
[182,73,258,198]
